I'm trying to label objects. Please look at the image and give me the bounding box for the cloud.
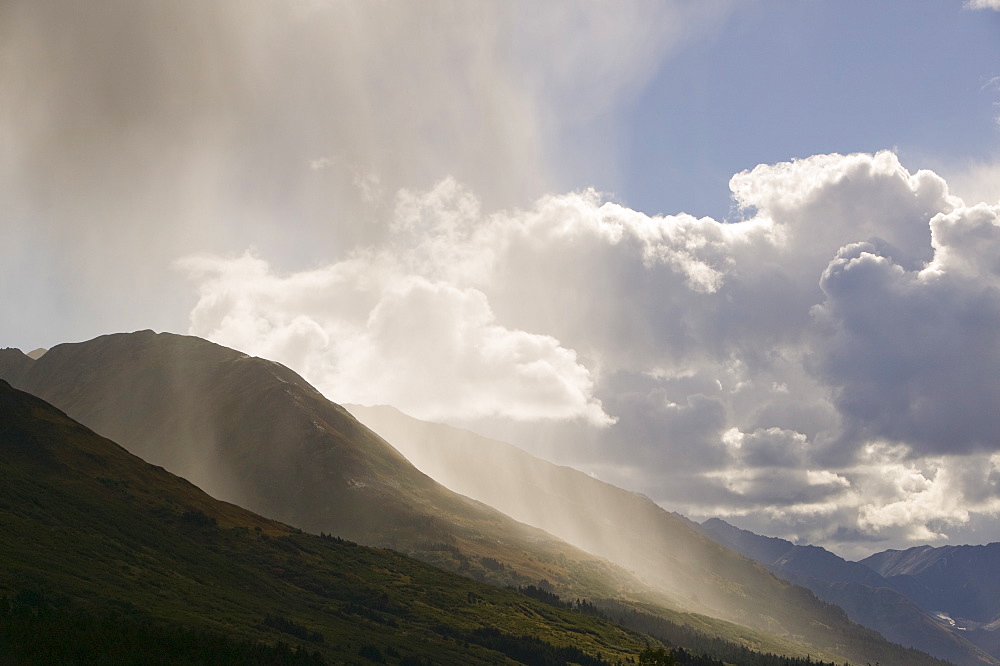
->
[726,427,811,469]
[965,0,1000,9]
[309,157,337,171]
[853,446,1000,544]
[180,250,612,426]
[182,150,1000,554]
[940,159,1000,206]
[812,204,1000,457]
[1,0,723,350]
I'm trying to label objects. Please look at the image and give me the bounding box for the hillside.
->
[345,403,952,666]
[862,544,1000,658]
[0,331,956,665]
[0,377,669,664]
[0,376,890,666]
[0,332,649,607]
[698,518,996,666]
[0,348,33,386]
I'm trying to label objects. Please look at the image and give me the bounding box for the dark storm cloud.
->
[814,204,1000,457]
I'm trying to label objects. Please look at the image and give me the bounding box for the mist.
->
[0,0,724,352]
[346,403,834,625]
[4,0,1000,560]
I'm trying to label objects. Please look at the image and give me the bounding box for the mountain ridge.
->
[861,543,1000,658]
[0,331,648,604]
[0,377,667,664]
[344,401,955,666]
[0,331,958,665]
[697,517,998,666]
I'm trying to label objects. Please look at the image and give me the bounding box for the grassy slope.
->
[346,404,957,666]
[0,333,949,665]
[0,332,647,606]
[0,379,657,665]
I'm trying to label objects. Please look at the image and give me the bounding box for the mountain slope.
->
[863,544,1000,658]
[862,544,1000,619]
[698,518,997,666]
[0,332,647,606]
[345,403,952,666]
[0,347,34,386]
[0,378,663,664]
[0,331,958,665]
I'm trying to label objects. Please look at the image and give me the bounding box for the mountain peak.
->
[0,330,664,611]
[0,347,34,386]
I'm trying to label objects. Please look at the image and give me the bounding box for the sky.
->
[3,0,1000,560]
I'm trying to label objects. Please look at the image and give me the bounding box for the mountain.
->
[0,332,644,607]
[862,544,1000,619]
[0,331,960,665]
[863,544,1000,658]
[0,377,663,664]
[1,377,920,666]
[0,347,34,385]
[345,403,952,666]
[698,518,997,666]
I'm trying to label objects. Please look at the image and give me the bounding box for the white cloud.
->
[180,250,612,426]
[965,0,1000,10]
[736,427,811,469]
[182,151,1000,555]
[940,159,1000,206]
[309,157,337,171]
[852,446,1000,544]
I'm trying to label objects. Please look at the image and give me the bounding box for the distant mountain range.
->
[862,544,1000,658]
[698,518,998,666]
[0,331,958,665]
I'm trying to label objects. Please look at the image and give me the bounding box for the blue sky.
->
[2,0,1000,558]
[601,1,1000,220]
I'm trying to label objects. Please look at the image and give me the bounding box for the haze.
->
[3,0,1000,560]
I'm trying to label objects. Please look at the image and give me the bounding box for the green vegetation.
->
[346,403,958,666]
[0,380,656,664]
[0,590,327,665]
[0,332,659,610]
[0,371,954,665]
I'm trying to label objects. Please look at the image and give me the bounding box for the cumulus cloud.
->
[180,250,612,425]
[725,427,811,469]
[181,150,1000,555]
[850,446,1000,545]
[812,204,1000,456]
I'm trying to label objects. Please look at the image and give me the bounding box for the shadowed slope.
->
[0,331,644,604]
[0,378,662,664]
